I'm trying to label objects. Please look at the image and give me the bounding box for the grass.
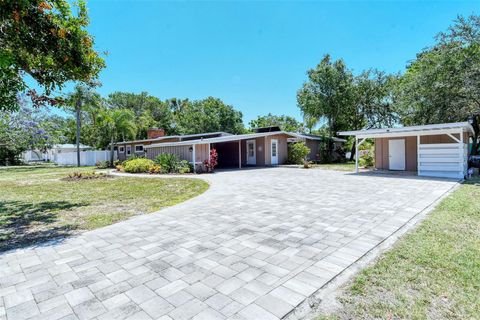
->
[317,179,480,320]
[0,165,209,251]
[310,161,356,172]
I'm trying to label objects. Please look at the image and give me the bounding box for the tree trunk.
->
[110,135,115,167]
[75,100,81,167]
[349,141,356,161]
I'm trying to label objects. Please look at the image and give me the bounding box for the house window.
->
[119,146,125,153]
[272,142,277,157]
[135,145,144,152]
[248,143,254,157]
[126,146,131,156]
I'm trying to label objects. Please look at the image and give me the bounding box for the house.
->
[115,127,345,172]
[339,122,475,179]
[22,143,93,162]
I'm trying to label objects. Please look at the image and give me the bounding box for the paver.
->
[0,168,457,319]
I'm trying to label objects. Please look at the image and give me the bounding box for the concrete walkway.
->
[0,168,458,320]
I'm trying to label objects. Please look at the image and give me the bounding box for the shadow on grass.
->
[0,200,85,252]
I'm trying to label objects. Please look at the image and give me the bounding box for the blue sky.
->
[81,0,477,125]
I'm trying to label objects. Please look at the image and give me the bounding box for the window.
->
[135,145,144,152]
[126,146,131,156]
[248,143,254,157]
[272,142,277,156]
[119,146,125,153]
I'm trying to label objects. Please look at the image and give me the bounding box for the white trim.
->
[119,146,125,153]
[246,139,256,165]
[339,122,474,137]
[271,139,278,165]
[134,144,144,152]
[192,145,196,173]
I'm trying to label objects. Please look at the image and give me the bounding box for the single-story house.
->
[114,127,345,172]
[339,122,475,179]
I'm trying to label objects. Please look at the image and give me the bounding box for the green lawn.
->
[317,179,480,319]
[310,162,356,172]
[0,165,208,251]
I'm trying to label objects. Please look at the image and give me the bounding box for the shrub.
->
[287,142,310,164]
[113,159,122,167]
[63,171,112,181]
[203,148,218,173]
[95,160,111,169]
[123,158,154,173]
[115,165,124,172]
[149,164,162,174]
[154,153,180,173]
[177,160,191,174]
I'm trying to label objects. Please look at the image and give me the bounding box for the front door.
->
[271,139,278,165]
[246,140,256,165]
[389,139,405,170]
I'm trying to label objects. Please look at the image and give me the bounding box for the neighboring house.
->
[115,127,345,172]
[339,122,474,179]
[22,144,92,162]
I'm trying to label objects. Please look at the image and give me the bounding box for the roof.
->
[338,122,475,138]
[53,144,92,149]
[114,132,232,145]
[145,131,297,148]
[293,133,347,143]
[145,131,347,149]
[252,126,282,133]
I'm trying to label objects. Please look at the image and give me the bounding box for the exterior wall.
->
[264,134,289,165]
[375,133,472,171]
[117,137,180,161]
[146,145,192,162]
[195,144,209,163]
[374,136,417,171]
[305,139,320,161]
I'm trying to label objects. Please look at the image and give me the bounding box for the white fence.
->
[418,143,467,179]
[54,150,115,166]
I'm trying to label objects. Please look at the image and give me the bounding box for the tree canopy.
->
[249,113,304,132]
[0,0,105,111]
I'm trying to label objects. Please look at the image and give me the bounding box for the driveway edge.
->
[284,181,462,320]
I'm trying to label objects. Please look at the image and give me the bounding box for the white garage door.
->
[418,143,467,179]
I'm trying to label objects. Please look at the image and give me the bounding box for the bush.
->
[287,142,310,164]
[177,160,191,174]
[123,158,154,173]
[96,160,111,169]
[154,154,180,173]
[113,159,122,167]
[203,148,218,173]
[63,171,112,181]
[149,164,162,174]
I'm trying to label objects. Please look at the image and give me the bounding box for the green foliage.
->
[394,15,480,129]
[177,160,191,174]
[95,160,110,169]
[154,153,180,173]
[0,0,105,111]
[123,158,154,173]
[287,142,310,164]
[249,113,304,132]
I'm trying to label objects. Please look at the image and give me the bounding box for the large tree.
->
[97,108,137,164]
[249,113,304,132]
[297,55,355,140]
[172,97,245,134]
[0,0,105,111]
[394,15,480,126]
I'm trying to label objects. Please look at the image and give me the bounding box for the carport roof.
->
[338,122,474,139]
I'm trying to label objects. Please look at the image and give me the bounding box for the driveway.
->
[0,168,457,320]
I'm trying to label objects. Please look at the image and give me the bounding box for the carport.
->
[339,122,475,179]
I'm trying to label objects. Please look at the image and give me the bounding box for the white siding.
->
[418,143,467,179]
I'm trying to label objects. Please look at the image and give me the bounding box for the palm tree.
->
[98,108,137,165]
[66,85,101,166]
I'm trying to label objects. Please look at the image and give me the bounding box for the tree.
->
[297,55,356,141]
[65,85,101,167]
[394,15,480,126]
[0,0,105,111]
[98,108,137,165]
[0,104,67,165]
[172,97,244,134]
[108,92,173,138]
[249,113,304,132]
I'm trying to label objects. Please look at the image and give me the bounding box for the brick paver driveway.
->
[0,168,457,320]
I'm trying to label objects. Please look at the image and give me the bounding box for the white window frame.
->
[135,145,144,153]
[126,145,131,156]
[119,146,125,153]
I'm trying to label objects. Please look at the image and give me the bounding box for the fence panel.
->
[55,150,115,166]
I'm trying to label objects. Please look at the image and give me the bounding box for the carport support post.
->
[238,140,242,169]
[192,144,196,173]
[355,136,359,173]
